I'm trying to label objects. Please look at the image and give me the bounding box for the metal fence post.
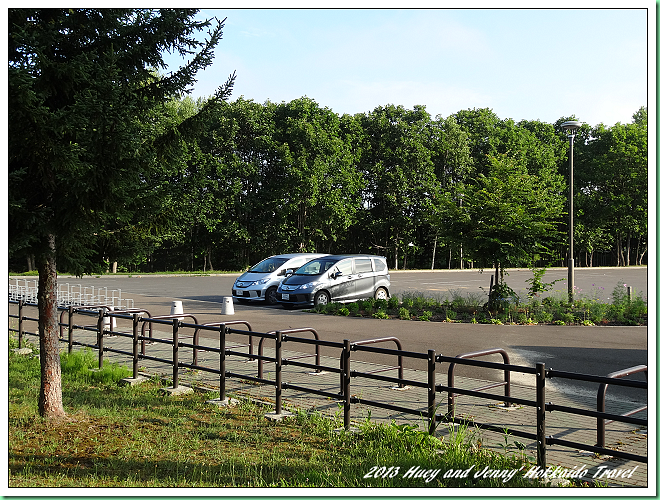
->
[275,331,283,414]
[173,318,179,389]
[132,314,139,379]
[220,325,227,401]
[428,349,436,435]
[68,306,74,354]
[18,300,24,349]
[97,310,104,370]
[343,339,351,430]
[536,362,546,469]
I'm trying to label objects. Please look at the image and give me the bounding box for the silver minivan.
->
[232,253,328,305]
[276,255,390,308]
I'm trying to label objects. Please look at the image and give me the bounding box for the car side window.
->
[374,259,387,272]
[355,258,373,273]
[336,259,353,275]
[286,258,303,269]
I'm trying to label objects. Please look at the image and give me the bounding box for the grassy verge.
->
[309,281,647,326]
[8,340,579,488]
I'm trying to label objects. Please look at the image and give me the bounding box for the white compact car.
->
[232,253,328,305]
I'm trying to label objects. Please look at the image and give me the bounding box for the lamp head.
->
[560,120,581,135]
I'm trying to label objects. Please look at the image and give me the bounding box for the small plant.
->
[374,298,388,311]
[372,309,389,320]
[398,307,411,320]
[418,310,433,322]
[337,307,350,316]
[525,268,564,299]
[488,282,519,312]
[347,302,360,315]
[387,296,399,309]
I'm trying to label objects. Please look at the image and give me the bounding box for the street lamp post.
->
[560,120,581,303]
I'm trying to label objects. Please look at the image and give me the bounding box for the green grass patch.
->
[7,343,576,488]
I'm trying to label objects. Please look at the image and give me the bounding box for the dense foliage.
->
[59,99,643,274]
[8,10,647,277]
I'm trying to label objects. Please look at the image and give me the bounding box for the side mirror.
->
[284,269,294,277]
[332,270,343,280]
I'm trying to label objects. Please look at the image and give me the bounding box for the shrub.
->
[375,298,389,311]
[532,311,553,324]
[337,307,350,316]
[398,307,410,320]
[372,309,389,320]
[388,296,399,310]
[418,310,433,322]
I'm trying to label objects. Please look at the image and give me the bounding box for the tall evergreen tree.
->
[8,9,235,417]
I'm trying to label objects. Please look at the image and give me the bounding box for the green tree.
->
[429,114,474,269]
[8,9,234,417]
[270,97,364,253]
[445,154,565,284]
[356,104,438,268]
[586,119,648,266]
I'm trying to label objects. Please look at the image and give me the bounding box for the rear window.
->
[374,259,387,272]
[355,258,373,273]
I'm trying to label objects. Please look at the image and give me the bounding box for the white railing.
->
[8,278,134,310]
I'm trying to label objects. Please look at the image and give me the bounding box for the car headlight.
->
[299,281,319,290]
[250,278,271,286]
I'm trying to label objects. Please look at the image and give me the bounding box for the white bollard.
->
[103,306,117,330]
[170,301,184,315]
[221,297,235,315]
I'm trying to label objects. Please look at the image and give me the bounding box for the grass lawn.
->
[8,341,596,488]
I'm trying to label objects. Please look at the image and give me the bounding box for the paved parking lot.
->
[51,267,649,404]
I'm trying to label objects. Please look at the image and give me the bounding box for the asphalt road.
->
[50,267,649,406]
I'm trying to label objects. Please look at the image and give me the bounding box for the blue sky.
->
[164,6,652,127]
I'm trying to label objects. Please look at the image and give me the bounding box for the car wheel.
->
[314,290,331,307]
[265,287,278,305]
[374,287,388,300]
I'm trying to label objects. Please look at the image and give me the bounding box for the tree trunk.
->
[394,243,399,270]
[207,247,214,272]
[460,243,464,270]
[111,261,118,274]
[431,236,437,270]
[626,231,631,266]
[37,233,66,419]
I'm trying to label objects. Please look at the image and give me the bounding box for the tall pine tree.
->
[9,9,234,417]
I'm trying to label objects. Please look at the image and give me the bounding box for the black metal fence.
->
[9,299,648,468]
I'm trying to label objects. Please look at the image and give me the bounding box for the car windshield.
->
[249,257,288,273]
[294,259,338,276]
